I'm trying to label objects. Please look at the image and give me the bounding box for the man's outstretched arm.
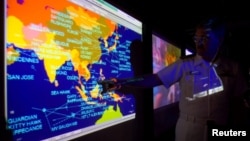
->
[98,74,163,94]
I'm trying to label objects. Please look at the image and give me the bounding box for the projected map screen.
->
[5,0,142,140]
[152,34,181,109]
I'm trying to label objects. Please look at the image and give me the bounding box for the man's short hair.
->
[196,17,226,38]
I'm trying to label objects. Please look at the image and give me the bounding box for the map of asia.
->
[6,0,140,140]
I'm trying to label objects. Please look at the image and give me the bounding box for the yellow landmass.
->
[90,84,100,98]
[109,93,124,103]
[36,32,70,83]
[7,45,20,65]
[75,85,88,102]
[7,16,27,48]
[96,105,123,124]
[70,49,91,81]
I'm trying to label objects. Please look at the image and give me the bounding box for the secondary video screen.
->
[152,34,181,109]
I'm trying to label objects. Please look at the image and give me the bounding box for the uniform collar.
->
[194,54,222,68]
[194,55,208,67]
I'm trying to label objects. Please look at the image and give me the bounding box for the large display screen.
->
[152,34,181,109]
[5,0,142,140]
